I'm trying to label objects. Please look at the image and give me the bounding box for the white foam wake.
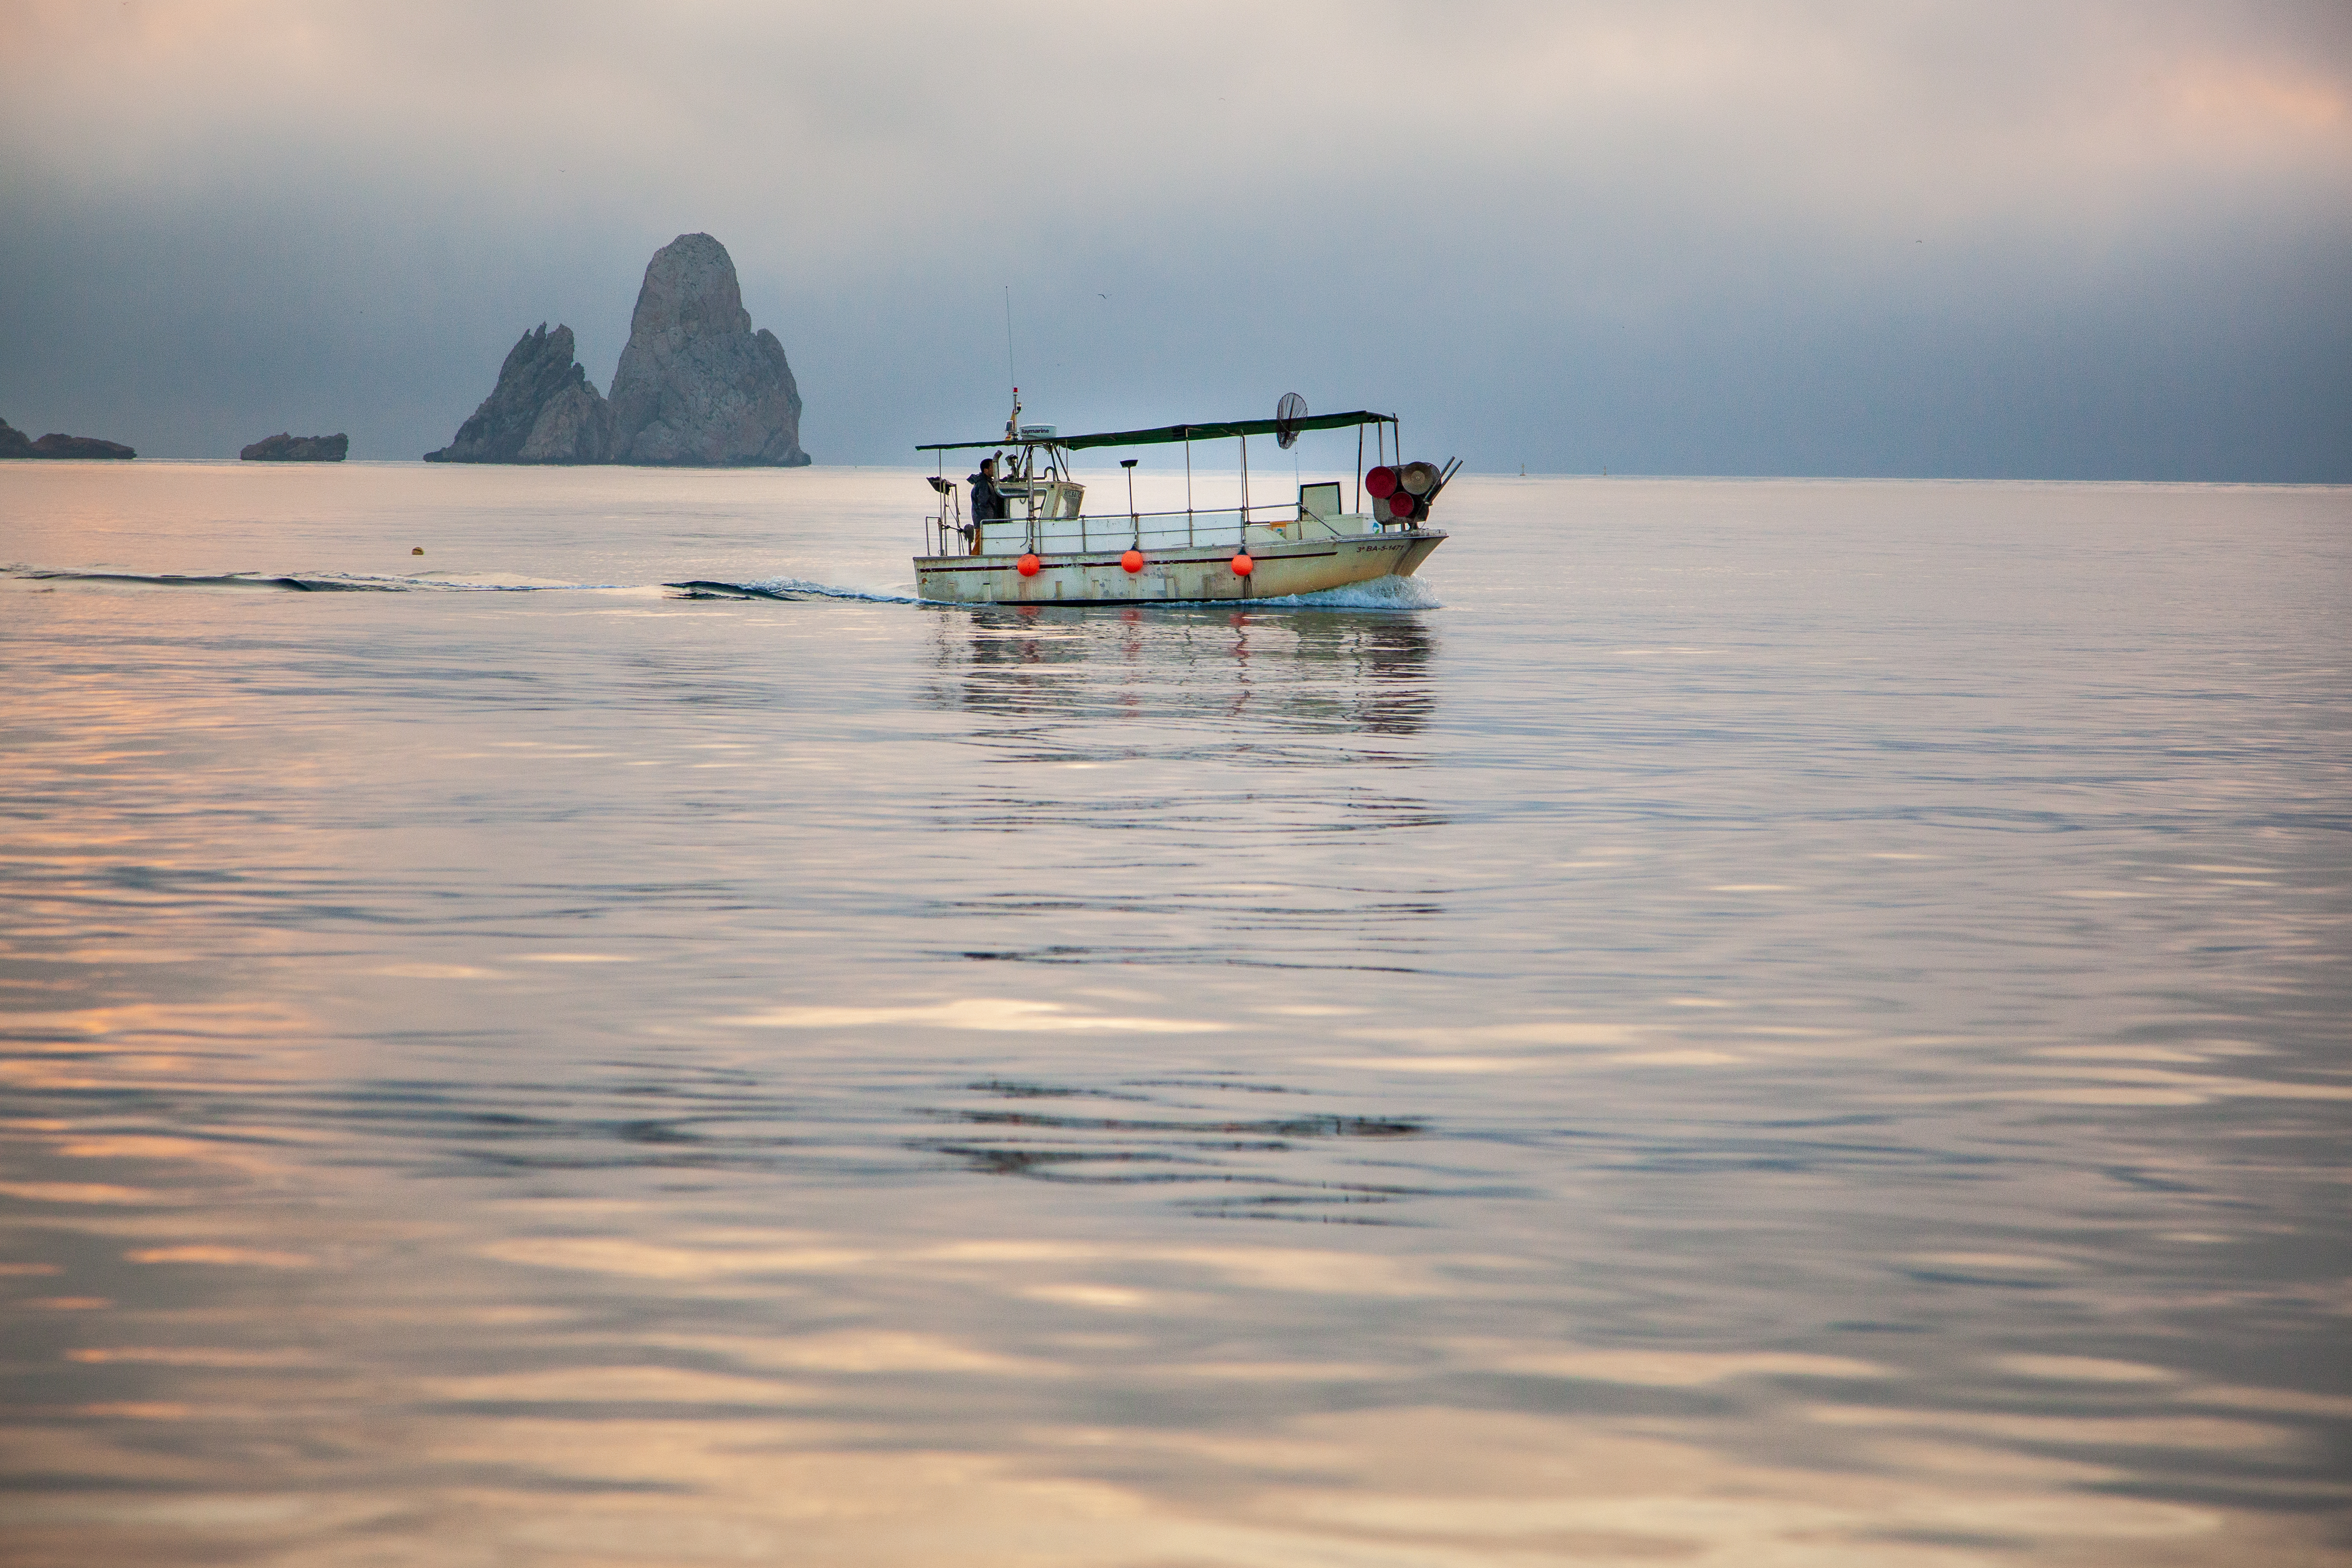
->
[1250,575,1444,611]
[743,575,927,604]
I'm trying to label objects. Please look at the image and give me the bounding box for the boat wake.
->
[8,568,413,592]
[6,568,641,594]
[667,568,1443,612]
[9,567,1441,612]
[665,576,926,604]
[659,575,1443,611]
[1251,575,1443,611]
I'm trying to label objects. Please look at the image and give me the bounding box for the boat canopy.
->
[917,410,1393,454]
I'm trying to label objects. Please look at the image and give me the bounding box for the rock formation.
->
[423,324,613,464]
[607,234,808,466]
[0,416,135,459]
[241,432,349,461]
[516,381,613,465]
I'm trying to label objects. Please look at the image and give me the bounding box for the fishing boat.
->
[913,394,1452,605]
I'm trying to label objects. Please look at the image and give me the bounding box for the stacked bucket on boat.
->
[1365,460,1443,524]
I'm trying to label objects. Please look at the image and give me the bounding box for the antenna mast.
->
[1003,285,1020,440]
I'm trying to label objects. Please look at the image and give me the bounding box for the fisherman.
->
[967,455,1007,554]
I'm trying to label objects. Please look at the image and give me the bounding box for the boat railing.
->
[923,504,1407,558]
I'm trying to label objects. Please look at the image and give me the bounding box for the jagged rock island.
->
[0,416,135,459]
[421,234,807,466]
[241,432,349,461]
[607,233,807,466]
[424,324,612,464]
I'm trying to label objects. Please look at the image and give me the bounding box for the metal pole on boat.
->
[1024,447,1038,557]
[1239,432,1249,550]
[1184,434,1194,546]
[1122,459,1139,550]
[1355,424,1364,513]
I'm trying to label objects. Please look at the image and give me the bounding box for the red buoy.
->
[1230,552,1254,577]
[1121,549,1144,573]
[1017,553,1041,577]
[1365,465,1399,499]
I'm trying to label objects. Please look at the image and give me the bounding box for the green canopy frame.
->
[917,410,1393,453]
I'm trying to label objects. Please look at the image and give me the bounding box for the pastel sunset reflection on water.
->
[3,463,2347,1564]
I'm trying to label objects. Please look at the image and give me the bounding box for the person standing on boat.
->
[967,456,1008,554]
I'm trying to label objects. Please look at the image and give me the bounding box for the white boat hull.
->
[915,528,1444,606]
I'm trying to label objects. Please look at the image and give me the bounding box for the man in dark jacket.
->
[967,456,1008,554]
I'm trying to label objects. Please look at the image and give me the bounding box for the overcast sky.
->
[3,0,2347,476]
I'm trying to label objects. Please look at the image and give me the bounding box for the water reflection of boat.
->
[932,607,1436,737]
[914,395,1451,605]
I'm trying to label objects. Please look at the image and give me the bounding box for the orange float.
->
[1017,554,1041,576]
[1121,549,1144,573]
[1230,553,1254,577]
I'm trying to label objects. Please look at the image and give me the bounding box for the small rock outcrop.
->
[424,324,613,464]
[0,416,135,459]
[607,234,808,467]
[241,432,349,462]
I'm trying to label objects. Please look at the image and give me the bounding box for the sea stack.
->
[241,432,349,461]
[607,234,808,466]
[424,324,614,464]
[0,416,135,459]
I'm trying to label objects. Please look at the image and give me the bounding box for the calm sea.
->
[3,462,2348,1565]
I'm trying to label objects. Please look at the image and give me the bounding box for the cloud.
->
[3,1,2347,473]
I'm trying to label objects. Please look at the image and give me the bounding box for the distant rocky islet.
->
[421,325,609,465]
[426,233,808,467]
[0,417,134,460]
[241,432,349,462]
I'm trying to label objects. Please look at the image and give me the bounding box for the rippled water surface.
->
[3,461,2348,1565]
